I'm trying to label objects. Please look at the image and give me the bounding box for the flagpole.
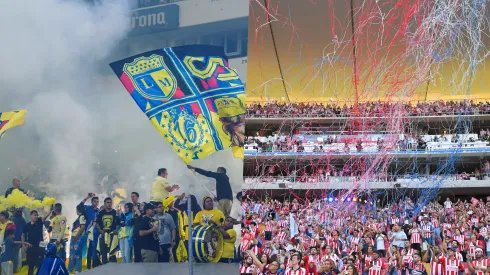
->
[188,197,193,275]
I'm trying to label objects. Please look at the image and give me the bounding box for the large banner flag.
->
[110,45,246,164]
[0,110,27,139]
[290,213,299,238]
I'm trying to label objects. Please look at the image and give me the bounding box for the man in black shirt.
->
[5,177,29,198]
[187,165,233,216]
[135,204,159,263]
[22,210,48,275]
[95,197,118,264]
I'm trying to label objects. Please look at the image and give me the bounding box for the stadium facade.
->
[114,0,249,83]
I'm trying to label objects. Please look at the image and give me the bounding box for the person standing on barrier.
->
[187,165,233,217]
[136,203,159,263]
[150,168,180,205]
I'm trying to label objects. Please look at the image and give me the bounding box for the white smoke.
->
[0,0,243,224]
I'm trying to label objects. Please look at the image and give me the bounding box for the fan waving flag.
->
[0,110,27,139]
[110,45,245,164]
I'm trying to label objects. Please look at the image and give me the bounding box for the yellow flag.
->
[0,110,27,139]
[110,46,245,164]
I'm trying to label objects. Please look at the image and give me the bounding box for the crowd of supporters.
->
[246,131,490,154]
[0,166,240,274]
[243,158,490,183]
[240,195,490,275]
[246,101,490,118]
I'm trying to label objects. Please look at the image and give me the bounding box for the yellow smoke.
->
[0,190,56,211]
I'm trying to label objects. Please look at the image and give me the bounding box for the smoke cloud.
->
[0,0,244,223]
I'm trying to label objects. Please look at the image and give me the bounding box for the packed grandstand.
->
[241,99,490,275]
[246,101,490,118]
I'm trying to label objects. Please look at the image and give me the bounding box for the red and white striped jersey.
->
[421,224,432,238]
[249,245,261,256]
[440,258,462,275]
[410,229,422,244]
[350,236,360,246]
[249,227,259,239]
[388,255,398,267]
[278,220,288,228]
[472,258,489,275]
[276,231,287,243]
[263,247,273,256]
[308,254,321,267]
[242,202,249,212]
[308,237,317,248]
[468,242,476,259]
[285,267,307,275]
[401,250,414,268]
[319,213,327,223]
[326,238,340,251]
[364,254,373,265]
[265,221,274,232]
[430,260,443,275]
[368,259,384,275]
[240,264,256,274]
[241,232,253,252]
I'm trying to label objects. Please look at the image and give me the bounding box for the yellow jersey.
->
[50,214,67,241]
[150,176,170,202]
[193,208,225,227]
[72,215,86,237]
[222,228,236,259]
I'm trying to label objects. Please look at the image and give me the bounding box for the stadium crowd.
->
[245,131,490,154]
[0,166,240,274]
[246,101,490,118]
[243,159,490,183]
[240,195,490,275]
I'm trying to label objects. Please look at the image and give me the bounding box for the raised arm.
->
[188,166,220,179]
